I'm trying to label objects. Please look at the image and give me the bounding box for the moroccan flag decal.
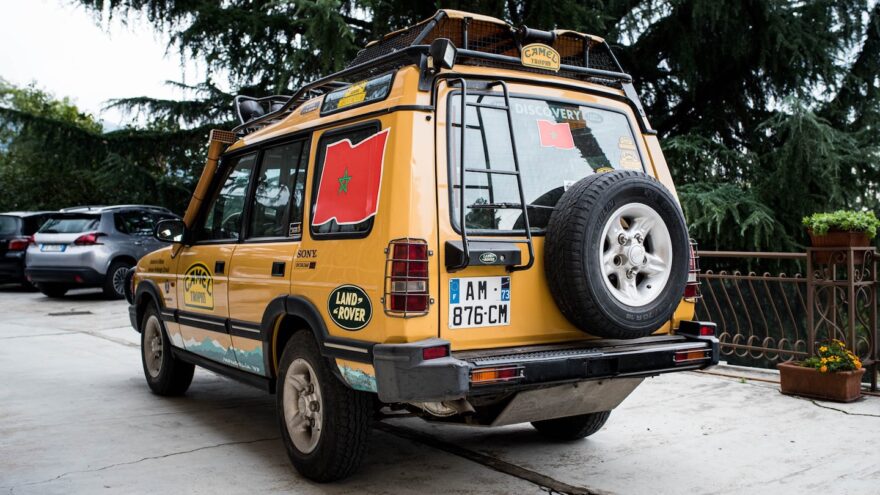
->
[537,120,575,150]
[312,128,390,226]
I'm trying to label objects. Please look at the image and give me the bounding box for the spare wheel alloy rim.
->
[283,358,324,454]
[598,202,673,307]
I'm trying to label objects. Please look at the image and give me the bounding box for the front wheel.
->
[531,411,611,441]
[141,305,194,396]
[277,331,372,482]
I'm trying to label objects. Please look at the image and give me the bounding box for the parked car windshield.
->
[448,94,645,233]
[0,216,20,236]
[39,215,100,234]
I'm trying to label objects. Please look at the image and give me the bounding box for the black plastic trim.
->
[171,346,274,392]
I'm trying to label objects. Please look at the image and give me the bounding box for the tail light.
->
[422,344,449,360]
[684,238,701,299]
[7,236,33,251]
[470,366,524,385]
[673,349,711,364]
[74,232,105,245]
[384,238,431,316]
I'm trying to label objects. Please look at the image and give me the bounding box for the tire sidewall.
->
[276,333,329,465]
[580,178,689,331]
[141,305,174,388]
[105,262,133,299]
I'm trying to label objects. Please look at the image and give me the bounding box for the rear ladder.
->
[447,79,536,272]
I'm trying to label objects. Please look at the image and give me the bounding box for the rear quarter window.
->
[310,122,386,239]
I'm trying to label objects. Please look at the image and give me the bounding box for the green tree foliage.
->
[0,79,208,212]
[11,1,880,251]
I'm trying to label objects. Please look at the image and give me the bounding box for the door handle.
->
[215,260,225,274]
[271,261,286,277]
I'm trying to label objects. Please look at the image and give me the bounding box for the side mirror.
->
[154,218,187,244]
[429,38,457,71]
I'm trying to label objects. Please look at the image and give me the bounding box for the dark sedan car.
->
[0,211,53,288]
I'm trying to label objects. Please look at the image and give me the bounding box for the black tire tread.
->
[278,331,372,482]
[141,305,194,396]
[531,410,612,440]
[103,261,132,299]
[544,170,689,339]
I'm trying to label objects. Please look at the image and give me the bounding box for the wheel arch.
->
[134,278,164,333]
[262,295,374,382]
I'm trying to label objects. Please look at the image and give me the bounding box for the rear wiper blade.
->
[467,202,554,210]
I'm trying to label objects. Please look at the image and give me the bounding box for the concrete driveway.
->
[1,285,877,494]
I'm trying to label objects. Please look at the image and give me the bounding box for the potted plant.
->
[777,339,865,402]
[802,210,879,263]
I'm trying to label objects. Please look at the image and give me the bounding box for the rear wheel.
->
[277,331,372,482]
[141,305,194,396]
[37,283,68,298]
[103,261,133,299]
[531,411,611,441]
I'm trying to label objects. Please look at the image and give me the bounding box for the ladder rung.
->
[464,168,519,175]
[466,102,509,110]
[466,238,530,244]
[468,203,524,209]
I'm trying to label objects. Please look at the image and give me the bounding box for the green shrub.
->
[801,210,880,239]
[802,339,862,372]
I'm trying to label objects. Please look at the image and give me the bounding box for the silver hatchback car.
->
[26,205,179,298]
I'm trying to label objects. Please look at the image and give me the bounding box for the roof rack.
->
[233,9,643,137]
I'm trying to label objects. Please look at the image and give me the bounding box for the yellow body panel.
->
[132,47,696,382]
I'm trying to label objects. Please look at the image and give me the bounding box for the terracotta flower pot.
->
[808,230,871,264]
[777,361,865,402]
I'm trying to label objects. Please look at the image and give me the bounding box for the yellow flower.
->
[820,357,828,364]
[819,346,828,352]
[820,365,828,373]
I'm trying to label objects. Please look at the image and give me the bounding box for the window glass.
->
[249,141,307,238]
[0,216,20,236]
[448,95,644,232]
[39,215,100,234]
[195,153,257,241]
[115,210,157,236]
[310,125,383,237]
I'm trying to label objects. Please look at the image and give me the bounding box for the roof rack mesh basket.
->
[347,12,625,87]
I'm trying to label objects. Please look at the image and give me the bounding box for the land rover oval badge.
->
[479,252,498,264]
[328,285,372,331]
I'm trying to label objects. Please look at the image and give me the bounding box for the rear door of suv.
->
[434,82,651,350]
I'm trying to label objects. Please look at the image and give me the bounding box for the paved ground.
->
[1,285,877,495]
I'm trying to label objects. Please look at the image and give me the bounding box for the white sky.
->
[0,0,205,129]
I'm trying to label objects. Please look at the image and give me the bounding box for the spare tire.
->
[545,170,689,339]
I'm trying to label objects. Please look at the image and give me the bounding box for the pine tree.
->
[19,1,880,250]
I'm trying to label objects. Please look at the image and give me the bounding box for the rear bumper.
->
[25,266,105,286]
[0,254,25,281]
[373,324,719,403]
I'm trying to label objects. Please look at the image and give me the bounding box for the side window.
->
[195,153,257,242]
[310,123,387,238]
[115,210,157,236]
[248,140,308,239]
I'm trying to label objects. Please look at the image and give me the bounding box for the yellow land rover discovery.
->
[127,10,718,482]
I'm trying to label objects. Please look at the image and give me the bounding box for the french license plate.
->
[448,276,510,328]
[40,244,65,252]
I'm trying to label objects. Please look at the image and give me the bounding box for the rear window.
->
[39,215,100,234]
[0,216,20,236]
[448,94,645,233]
